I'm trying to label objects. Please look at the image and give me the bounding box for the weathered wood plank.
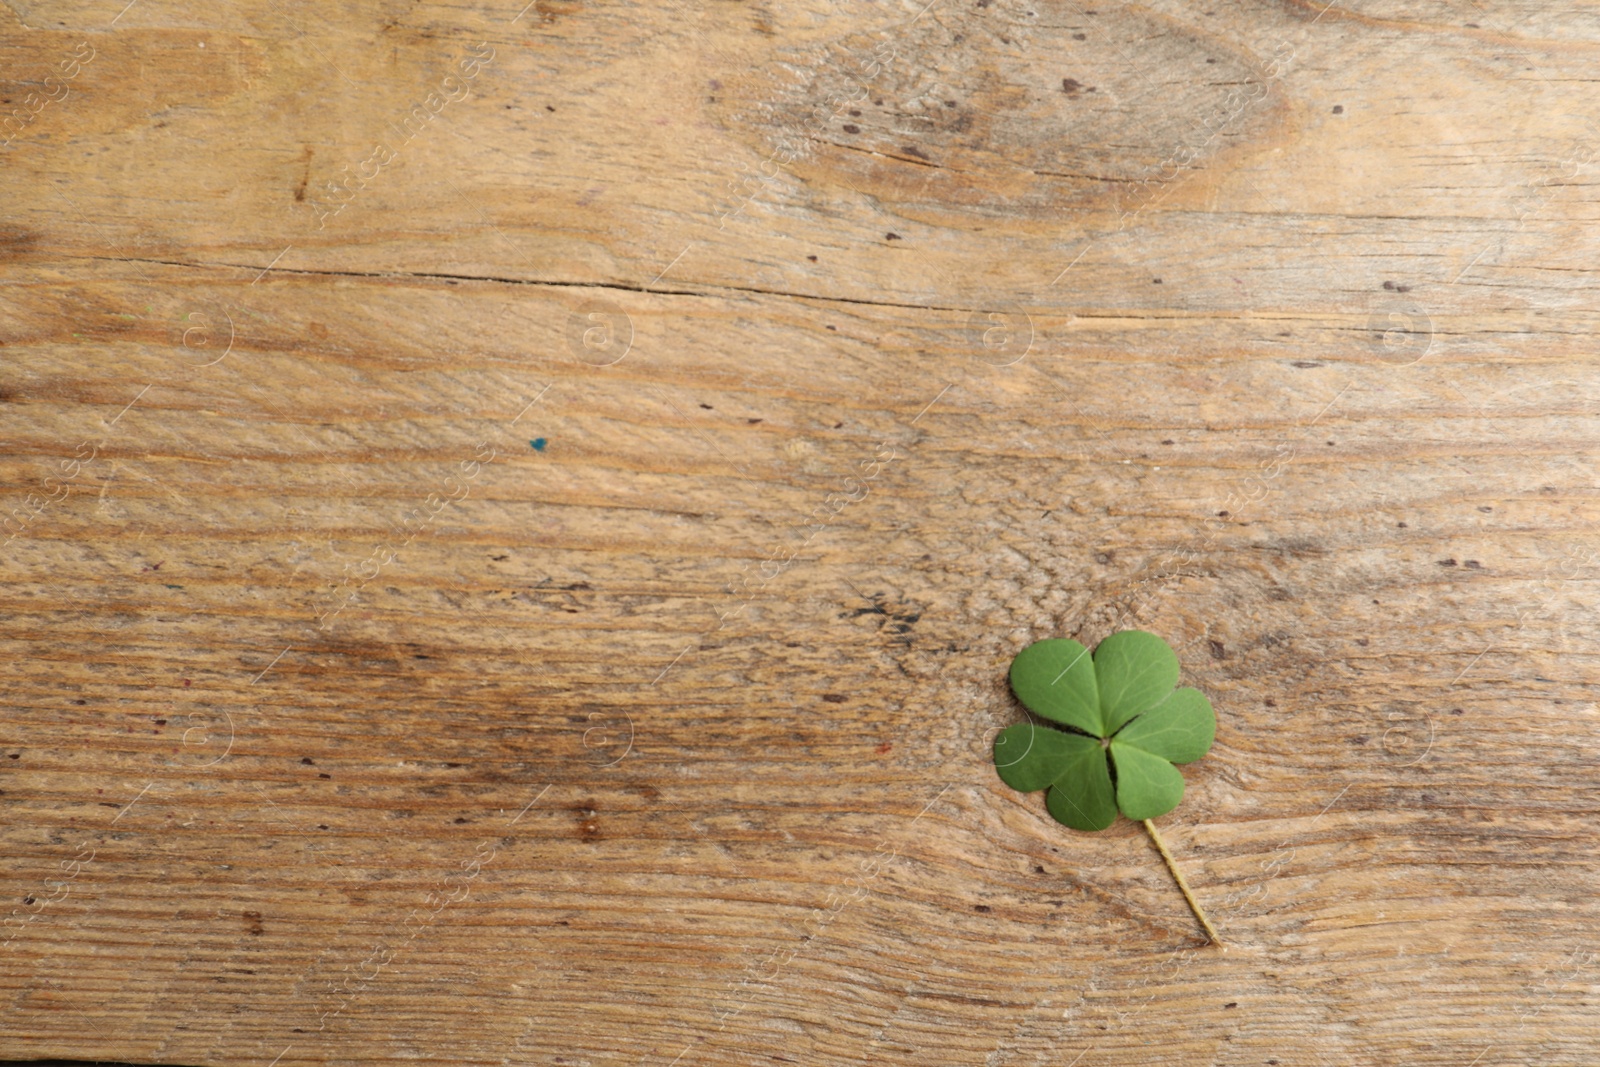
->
[3,0,1599,1064]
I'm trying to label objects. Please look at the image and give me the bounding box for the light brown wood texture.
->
[3,0,1598,1063]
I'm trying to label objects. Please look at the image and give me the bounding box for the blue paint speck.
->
[530,438,547,452]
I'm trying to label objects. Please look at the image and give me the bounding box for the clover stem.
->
[1142,818,1223,946]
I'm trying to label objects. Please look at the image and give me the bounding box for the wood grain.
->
[3,0,1599,1064]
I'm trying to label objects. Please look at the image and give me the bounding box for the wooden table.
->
[3,1,1597,1063]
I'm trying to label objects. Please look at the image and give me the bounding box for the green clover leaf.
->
[994,631,1215,831]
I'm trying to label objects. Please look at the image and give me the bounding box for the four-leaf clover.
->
[993,631,1216,831]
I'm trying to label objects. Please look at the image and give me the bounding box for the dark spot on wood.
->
[900,145,930,160]
[294,145,312,202]
[1398,521,1407,528]
[1326,440,1335,446]
[454,816,470,823]
[1061,77,1088,95]
[1450,708,1464,715]
[842,123,860,134]
[1353,734,1371,744]
[699,402,713,409]
[154,719,166,725]
[1225,1001,1238,1008]
[1292,360,1322,368]
[318,824,329,830]
[73,699,87,705]
[886,233,901,240]
[1478,505,1493,512]
[546,105,555,112]
[0,227,39,262]
[318,772,331,779]
[1356,637,1369,646]
[1034,865,1046,874]
[1264,698,1276,707]
[491,553,509,561]
[1464,560,1481,569]
[822,694,846,703]
[1152,277,1161,284]
[1332,104,1343,114]
[301,757,314,765]
[1438,558,1457,567]
[973,904,992,912]
[806,255,817,262]
[1074,32,1087,40]
[826,325,836,330]
[243,910,264,936]
[24,897,35,905]
[849,109,860,117]
[747,417,763,424]
[571,803,602,841]
[1208,639,1225,659]
[834,421,843,428]
[1217,510,1229,517]
[1161,439,1174,445]
[9,754,20,760]
[945,100,957,107]
[566,581,592,590]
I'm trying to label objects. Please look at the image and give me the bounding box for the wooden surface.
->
[3,0,1599,1063]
